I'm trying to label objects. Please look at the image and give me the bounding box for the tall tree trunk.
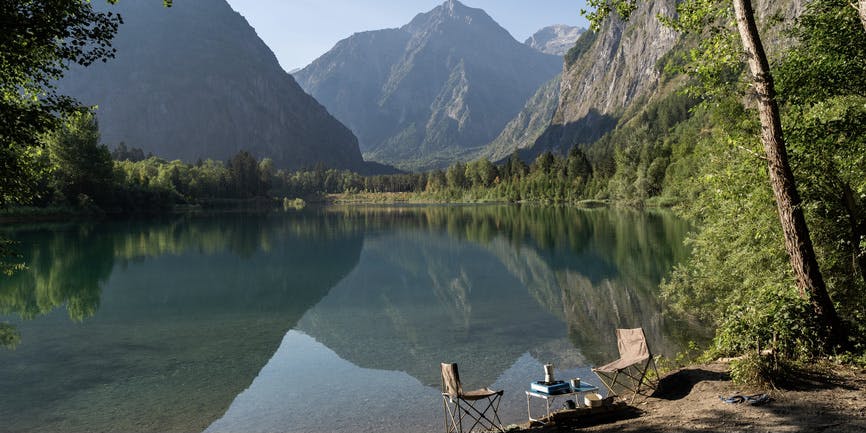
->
[859,1,866,33]
[732,0,845,349]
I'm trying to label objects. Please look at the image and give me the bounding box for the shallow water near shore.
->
[0,205,700,433]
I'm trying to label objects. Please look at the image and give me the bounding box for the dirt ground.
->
[517,362,866,433]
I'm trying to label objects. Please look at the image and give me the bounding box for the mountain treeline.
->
[6,111,266,213]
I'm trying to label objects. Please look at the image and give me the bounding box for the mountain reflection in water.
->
[0,206,699,433]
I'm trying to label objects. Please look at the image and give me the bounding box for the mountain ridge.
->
[295,0,563,171]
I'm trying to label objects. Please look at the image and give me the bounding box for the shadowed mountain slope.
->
[58,1,365,171]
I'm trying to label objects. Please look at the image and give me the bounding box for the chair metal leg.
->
[629,363,649,404]
[443,394,504,433]
[463,395,504,432]
[443,395,464,433]
[596,359,661,405]
[457,399,464,433]
[444,396,449,433]
[594,369,621,398]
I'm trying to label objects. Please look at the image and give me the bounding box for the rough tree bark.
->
[859,1,866,32]
[733,0,845,349]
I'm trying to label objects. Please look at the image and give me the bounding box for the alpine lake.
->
[0,205,703,433]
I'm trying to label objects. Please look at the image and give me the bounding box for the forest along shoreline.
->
[0,194,617,225]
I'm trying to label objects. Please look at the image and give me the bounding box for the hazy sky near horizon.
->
[225,0,590,72]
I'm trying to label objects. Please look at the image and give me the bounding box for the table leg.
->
[546,397,551,419]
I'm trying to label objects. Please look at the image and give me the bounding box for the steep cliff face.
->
[525,25,586,56]
[499,0,804,158]
[295,0,562,170]
[548,0,679,151]
[58,0,365,171]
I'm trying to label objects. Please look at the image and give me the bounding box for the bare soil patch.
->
[517,362,866,433]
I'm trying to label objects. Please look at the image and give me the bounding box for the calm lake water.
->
[0,206,698,433]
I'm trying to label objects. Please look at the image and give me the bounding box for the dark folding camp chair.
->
[440,362,505,433]
[592,328,660,403]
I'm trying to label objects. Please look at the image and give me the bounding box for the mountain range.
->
[294,0,563,171]
[57,0,367,171]
[51,0,805,175]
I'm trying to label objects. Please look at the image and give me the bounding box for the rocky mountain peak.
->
[525,25,586,56]
[444,0,464,13]
[441,0,476,18]
[404,0,503,37]
[295,1,562,170]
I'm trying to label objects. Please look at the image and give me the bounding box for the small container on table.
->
[525,381,600,424]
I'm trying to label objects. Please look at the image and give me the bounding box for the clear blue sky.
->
[225,0,590,71]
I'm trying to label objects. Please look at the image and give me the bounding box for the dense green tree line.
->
[417,147,594,203]
[1,110,285,213]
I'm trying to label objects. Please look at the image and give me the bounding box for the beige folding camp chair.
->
[592,328,660,403]
[440,363,505,433]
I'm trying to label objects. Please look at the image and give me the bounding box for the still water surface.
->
[0,206,697,433]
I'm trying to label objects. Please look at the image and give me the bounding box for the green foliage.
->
[228,151,269,198]
[0,0,174,210]
[659,100,833,361]
[43,110,115,207]
[785,96,866,334]
[715,289,824,359]
[0,225,113,324]
[660,0,866,366]
[775,0,866,348]
[0,322,20,349]
[446,162,468,190]
[0,1,121,206]
[659,1,744,99]
[564,30,599,68]
[729,354,804,387]
[464,159,499,189]
[577,0,865,366]
[662,97,785,318]
[282,198,306,211]
[583,0,637,32]
[775,0,866,106]
[114,153,275,205]
[0,239,26,277]
[268,148,598,206]
[586,93,697,203]
[110,142,148,162]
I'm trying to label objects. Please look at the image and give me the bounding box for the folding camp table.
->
[525,384,599,424]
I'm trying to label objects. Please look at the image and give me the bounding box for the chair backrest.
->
[441,363,463,397]
[616,328,650,362]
